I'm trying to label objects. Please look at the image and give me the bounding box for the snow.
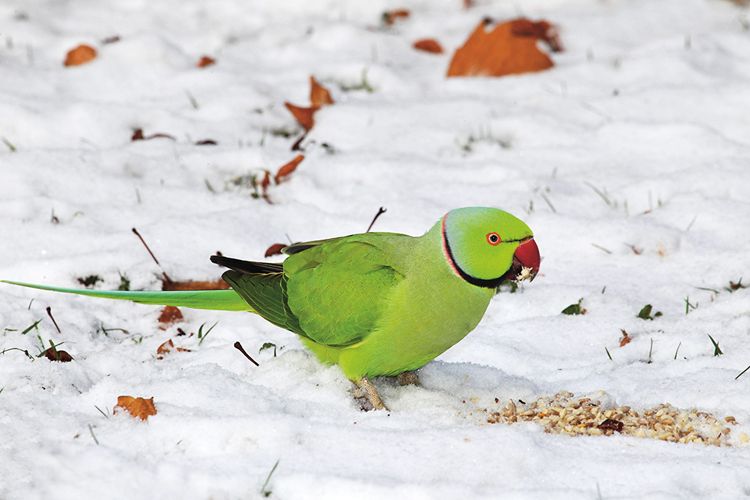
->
[2,0,750,498]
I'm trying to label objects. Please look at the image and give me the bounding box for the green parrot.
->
[2,207,540,410]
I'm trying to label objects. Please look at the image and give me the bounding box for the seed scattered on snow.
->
[481,392,738,447]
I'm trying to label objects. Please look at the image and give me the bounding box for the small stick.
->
[366,207,387,233]
[132,227,173,283]
[233,341,259,366]
[673,341,681,360]
[46,306,61,334]
[735,364,750,381]
[88,424,100,445]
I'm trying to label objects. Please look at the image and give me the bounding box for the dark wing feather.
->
[221,270,305,336]
[210,255,282,274]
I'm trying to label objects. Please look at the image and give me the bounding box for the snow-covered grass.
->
[2,0,750,498]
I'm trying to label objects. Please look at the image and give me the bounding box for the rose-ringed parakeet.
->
[2,207,540,410]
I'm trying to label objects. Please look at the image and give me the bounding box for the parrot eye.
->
[486,232,501,246]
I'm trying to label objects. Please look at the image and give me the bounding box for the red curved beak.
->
[514,238,541,281]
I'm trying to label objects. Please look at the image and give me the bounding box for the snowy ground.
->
[2,0,750,498]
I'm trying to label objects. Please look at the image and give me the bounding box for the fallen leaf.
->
[275,154,305,184]
[310,76,334,106]
[284,102,316,131]
[158,306,183,330]
[156,339,191,359]
[510,18,563,53]
[447,18,561,77]
[64,44,97,67]
[285,76,334,131]
[42,347,73,362]
[265,243,287,257]
[382,9,410,25]
[619,329,632,347]
[161,279,230,291]
[259,170,271,200]
[196,55,215,68]
[114,396,156,421]
[413,38,444,54]
[131,128,176,142]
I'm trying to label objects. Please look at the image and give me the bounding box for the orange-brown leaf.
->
[114,396,157,421]
[42,348,73,362]
[310,76,334,107]
[265,243,287,257]
[275,154,305,184]
[64,44,97,67]
[619,329,632,347]
[284,102,317,131]
[447,18,558,77]
[158,306,183,329]
[161,279,230,291]
[383,9,410,25]
[156,339,191,359]
[413,38,444,54]
[196,55,216,68]
[510,19,563,53]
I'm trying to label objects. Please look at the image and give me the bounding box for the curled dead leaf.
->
[275,154,305,184]
[131,128,176,142]
[197,55,216,68]
[265,243,287,257]
[619,329,632,347]
[64,44,97,67]
[114,396,157,421]
[156,339,191,359]
[42,347,73,362]
[382,9,410,25]
[285,76,334,131]
[310,76,334,106]
[413,38,444,54]
[161,279,230,291]
[284,102,316,131]
[158,306,183,330]
[447,18,560,77]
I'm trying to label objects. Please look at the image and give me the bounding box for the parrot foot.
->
[396,371,420,386]
[353,377,389,412]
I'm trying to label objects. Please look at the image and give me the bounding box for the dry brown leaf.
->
[275,154,305,184]
[284,102,317,131]
[114,396,157,421]
[447,18,560,77]
[161,279,230,291]
[156,339,191,359]
[383,9,410,25]
[413,38,444,54]
[619,329,632,347]
[64,44,97,67]
[265,243,287,257]
[310,76,334,107]
[131,128,176,142]
[196,55,216,68]
[42,347,73,362]
[158,306,183,329]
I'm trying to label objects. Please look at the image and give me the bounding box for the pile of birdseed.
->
[482,392,747,447]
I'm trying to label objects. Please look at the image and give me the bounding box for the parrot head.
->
[440,207,540,288]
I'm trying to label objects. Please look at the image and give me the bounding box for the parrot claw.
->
[353,377,389,412]
[396,371,420,386]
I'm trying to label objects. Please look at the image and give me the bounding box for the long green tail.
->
[0,280,253,312]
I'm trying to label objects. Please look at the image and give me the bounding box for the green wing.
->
[221,271,305,335]
[217,233,409,347]
[282,235,406,346]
